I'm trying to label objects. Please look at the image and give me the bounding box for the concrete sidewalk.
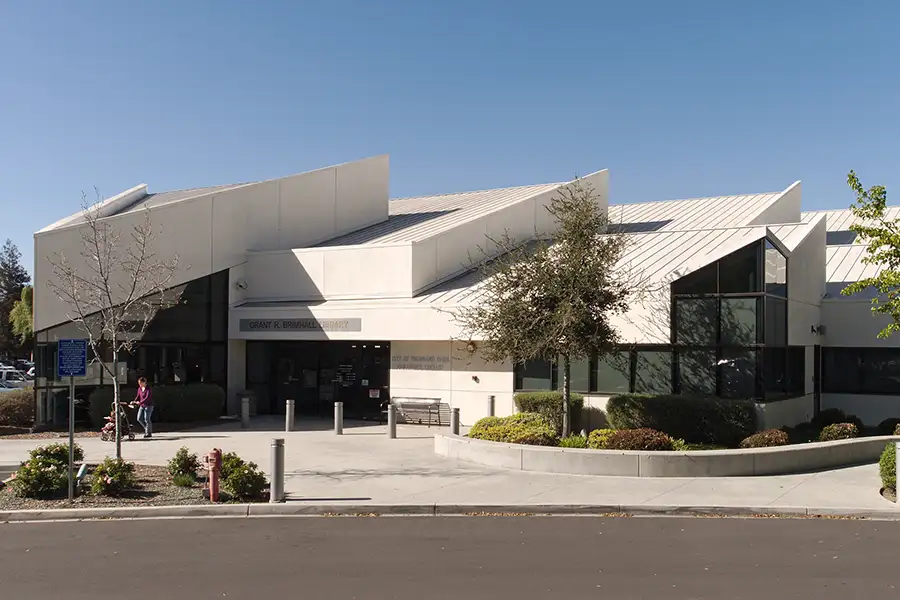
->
[0,419,896,515]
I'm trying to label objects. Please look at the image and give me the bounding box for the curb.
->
[1,503,899,523]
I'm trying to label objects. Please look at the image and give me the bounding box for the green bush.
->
[467,413,558,446]
[0,387,34,427]
[89,384,225,427]
[90,457,137,496]
[223,462,268,501]
[168,447,201,480]
[880,443,896,492]
[783,421,821,444]
[740,429,790,448]
[606,394,756,447]
[9,457,68,498]
[172,473,196,488]
[818,423,859,442]
[876,418,900,436]
[220,451,245,481]
[559,434,588,448]
[812,408,847,428]
[514,392,585,434]
[604,428,674,451]
[30,442,84,465]
[673,439,729,451]
[587,428,615,450]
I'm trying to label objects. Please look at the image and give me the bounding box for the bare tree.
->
[48,192,180,459]
[449,179,645,436]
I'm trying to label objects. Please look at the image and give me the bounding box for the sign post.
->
[57,339,87,501]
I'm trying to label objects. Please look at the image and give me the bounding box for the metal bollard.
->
[387,404,397,439]
[270,438,285,503]
[241,396,250,429]
[450,407,460,435]
[335,401,344,435]
[285,399,295,432]
[487,395,495,417]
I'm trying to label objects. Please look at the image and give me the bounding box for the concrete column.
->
[450,407,460,435]
[270,438,285,503]
[241,397,250,429]
[487,395,495,417]
[285,399,295,432]
[387,404,397,439]
[335,402,344,435]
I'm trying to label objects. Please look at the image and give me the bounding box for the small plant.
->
[90,457,137,497]
[9,457,67,499]
[223,461,268,501]
[559,434,588,449]
[30,442,84,466]
[604,428,674,451]
[220,451,245,480]
[740,429,790,448]
[168,446,201,481]
[818,423,860,442]
[467,413,558,446]
[880,443,896,492]
[171,473,196,488]
[587,428,616,450]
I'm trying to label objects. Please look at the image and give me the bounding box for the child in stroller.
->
[99,401,137,442]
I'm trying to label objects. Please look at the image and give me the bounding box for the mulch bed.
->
[0,465,204,511]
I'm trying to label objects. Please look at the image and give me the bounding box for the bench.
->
[384,397,451,427]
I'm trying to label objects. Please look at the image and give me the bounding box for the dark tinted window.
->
[515,359,555,390]
[764,241,787,297]
[822,348,861,393]
[764,346,787,397]
[719,243,760,294]
[675,298,717,345]
[765,297,787,347]
[861,349,900,394]
[558,357,591,392]
[671,263,716,295]
[720,297,760,345]
[786,346,806,395]
[720,349,758,399]
[678,349,716,396]
[634,350,672,394]
[596,351,631,394]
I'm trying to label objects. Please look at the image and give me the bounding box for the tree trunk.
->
[561,354,571,437]
[112,347,122,460]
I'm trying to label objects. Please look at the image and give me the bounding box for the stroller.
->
[99,402,137,442]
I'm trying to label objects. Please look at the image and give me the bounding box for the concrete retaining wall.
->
[434,433,900,477]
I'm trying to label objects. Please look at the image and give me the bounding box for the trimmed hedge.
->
[468,413,559,446]
[877,418,900,436]
[606,394,756,447]
[740,429,790,448]
[89,384,225,427]
[603,428,674,451]
[0,387,33,427]
[880,443,896,492]
[818,423,859,442]
[514,392,584,434]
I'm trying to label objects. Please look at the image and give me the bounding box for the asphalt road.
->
[1,516,898,599]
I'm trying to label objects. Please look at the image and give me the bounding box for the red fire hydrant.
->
[205,448,222,503]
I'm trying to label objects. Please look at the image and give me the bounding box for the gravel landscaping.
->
[0,464,203,511]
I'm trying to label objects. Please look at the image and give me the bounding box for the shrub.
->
[818,423,859,442]
[877,418,900,436]
[559,434,587,449]
[604,428,674,451]
[514,392,585,434]
[880,443,896,492]
[9,457,68,498]
[168,446,201,480]
[606,394,756,447]
[172,473,196,488]
[783,421,820,444]
[812,408,847,429]
[90,458,137,496]
[220,451,245,481]
[587,428,615,450]
[223,462,268,501]
[467,413,558,446]
[0,387,34,427]
[89,384,225,427]
[29,442,84,465]
[740,429,790,449]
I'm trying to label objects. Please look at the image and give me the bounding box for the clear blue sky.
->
[2,0,898,276]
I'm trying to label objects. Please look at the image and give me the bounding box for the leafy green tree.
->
[842,171,900,338]
[0,239,31,357]
[10,285,33,350]
[451,180,634,436]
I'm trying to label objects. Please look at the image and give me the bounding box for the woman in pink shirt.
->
[134,377,154,439]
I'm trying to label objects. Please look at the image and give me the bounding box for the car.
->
[0,368,30,388]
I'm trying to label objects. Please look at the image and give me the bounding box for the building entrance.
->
[246,341,390,420]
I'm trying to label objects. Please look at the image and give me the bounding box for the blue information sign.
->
[57,339,88,378]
